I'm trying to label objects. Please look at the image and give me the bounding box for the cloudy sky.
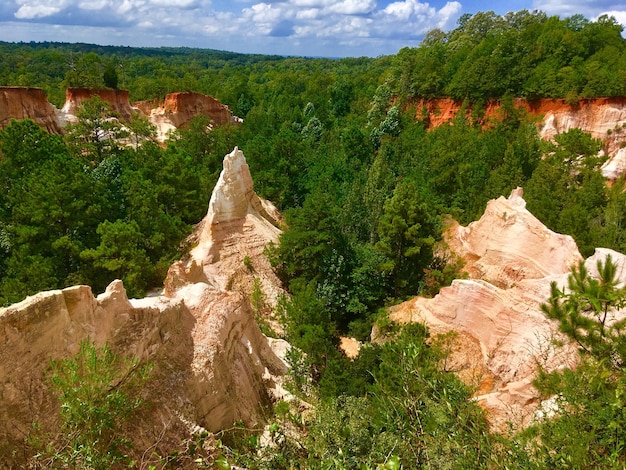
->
[0,0,624,57]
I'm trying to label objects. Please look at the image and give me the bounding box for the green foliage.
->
[0,109,226,302]
[64,52,107,89]
[542,255,626,364]
[525,129,607,256]
[389,11,626,101]
[279,280,335,370]
[526,359,626,469]
[0,120,102,303]
[231,323,494,469]
[64,95,127,164]
[103,61,119,89]
[32,340,151,469]
[4,19,626,470]
[514,258,626,468]
[81,220,152,297]
[375,180,439,297]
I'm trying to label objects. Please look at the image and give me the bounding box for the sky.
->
[0,0,625,58]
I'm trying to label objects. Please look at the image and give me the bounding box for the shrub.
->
[31,340,151,469]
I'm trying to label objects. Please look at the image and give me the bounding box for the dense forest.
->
[2,10,626,468]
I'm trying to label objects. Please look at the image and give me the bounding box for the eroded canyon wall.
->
[0,87,238,143]
[0,87,63,134]
[61,87,137,122]
[0,147,286,464]
[141,92,239,142]
[413,97,626,179]
[389,188,626,431]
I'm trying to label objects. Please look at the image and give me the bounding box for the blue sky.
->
[0,1,625,57]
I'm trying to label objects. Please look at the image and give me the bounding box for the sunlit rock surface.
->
[0,86,238,144]
[389,188,597,431]
[141,92,240,142]
[447,187,582,288]
[60,87,137,124]
[0,147,287,463]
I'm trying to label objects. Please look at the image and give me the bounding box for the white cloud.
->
[238,0,461,40]
[295,8,320,20]
[5,0,465,56]
[532,0,626,17]
[14,0,71,19]
[117,0,136,15]
[531,1,626,38]
[148,0,199,7]
[601,9,626,23]
[328,0,377,15]
[14,5,60,18]
[78,0,115,10]
[374,0,461,38]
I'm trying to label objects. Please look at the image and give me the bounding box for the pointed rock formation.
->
[165,146,282,296]
[447,187,582,288]
[0,147,287,464]
[389,188,589,431]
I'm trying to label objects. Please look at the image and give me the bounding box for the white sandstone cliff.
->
[0,147,287,463]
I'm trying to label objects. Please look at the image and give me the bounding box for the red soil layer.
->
[412,97,626,129]
[62,87,135,121]
[0,86,62,133]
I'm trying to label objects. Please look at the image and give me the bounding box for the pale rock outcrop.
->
[536,98,626,143]
[339,337,361,359]
[166,147,282,299]
[447,187,582,288]
[535,98,626,180]
[389,188,585,431]
[0,87,63,133]
[585,247,626,281]
[0,147,287,464]
[600,148,626,181]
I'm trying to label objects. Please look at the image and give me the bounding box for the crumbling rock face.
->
[389,188,590,431]
[0,147,287,464]
[534,97,626,143]
[414,97,626,179]
[0,87,63,134]
[146,92,240,142]
[60,87,138,124]
[0,87,238,145]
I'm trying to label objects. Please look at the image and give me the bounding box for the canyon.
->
[0,142,623,462]
[3,87,626,176]
[0,147,287,464]
[2,85,626,451]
